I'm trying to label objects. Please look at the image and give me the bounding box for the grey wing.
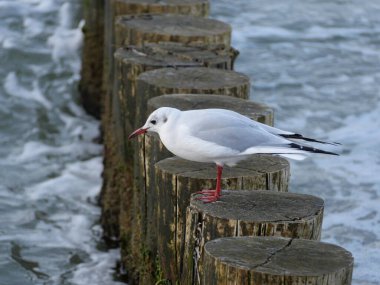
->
[183,110,289,152]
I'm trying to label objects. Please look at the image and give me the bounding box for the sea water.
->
[0,0,379,284]
[212,1,380,284]
[0,0,122,284]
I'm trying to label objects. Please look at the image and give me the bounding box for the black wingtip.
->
[281,133,341,146]
[289,143,339,156]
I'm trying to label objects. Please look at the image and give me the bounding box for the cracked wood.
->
[203,237,353,285]
[182,190,324,284]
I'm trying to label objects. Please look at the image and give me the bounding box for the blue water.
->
[0,0,379,284]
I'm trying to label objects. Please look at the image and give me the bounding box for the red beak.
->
[128,128,148,139]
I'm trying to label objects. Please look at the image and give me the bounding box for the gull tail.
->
[280,133,341,146]
[279,154,308,161]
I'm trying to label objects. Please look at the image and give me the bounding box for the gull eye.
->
[150,119,157,125]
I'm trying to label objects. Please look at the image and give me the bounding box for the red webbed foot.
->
[195,190,221,203]
[195,189,217,195]
[195,194,220,203]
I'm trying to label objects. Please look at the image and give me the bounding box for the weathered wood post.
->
[128,69,251,282]
[155,160,294,283]
[102,12,233,246]
[203,237,353,285]
[79,0,105,118]
[100,3,216,247]
[182,191,324,284]
[101,43,238,278]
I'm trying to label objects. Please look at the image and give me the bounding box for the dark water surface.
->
[0,0,379,284]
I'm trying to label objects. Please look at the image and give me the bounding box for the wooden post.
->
[79,0,105,118]
[128,67,250,283]
[101,17,232,255]
[155,158,293,282]
[102,43,239,281]
[115,14,231,48]
[203,236,353,285]
[182,191,325,284]
[101,3,214,250]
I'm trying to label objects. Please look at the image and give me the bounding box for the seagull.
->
[129,107,339,203]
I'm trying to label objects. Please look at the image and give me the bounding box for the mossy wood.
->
[203,236,353,285]
[182,191,325,284]
[79,0,105,118]
[154,158,292,282]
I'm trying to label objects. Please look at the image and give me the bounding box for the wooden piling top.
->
[138,67,249,90]
[115,14,231,46]
[115,43,238,69]
[148,94,273,125]
[156,156,288,183]
[203,236,353,284]
[114,0,209,9]
[190,190,323,222]
[116,14,230,38]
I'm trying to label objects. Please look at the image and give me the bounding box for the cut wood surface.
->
[115,14,231,48]
[203,236,353,285]
[136,67,250,127]
[182,190,325,284]
[154,157,292,282]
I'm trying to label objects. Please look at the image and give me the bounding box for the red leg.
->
[196,165,223,203]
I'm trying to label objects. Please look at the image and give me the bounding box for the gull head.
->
[128,107,180,139]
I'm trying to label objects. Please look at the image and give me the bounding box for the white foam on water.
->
[72,249,124,285]
[47,3,84,73]
[3,72,52,109]
[0,0,124,284]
